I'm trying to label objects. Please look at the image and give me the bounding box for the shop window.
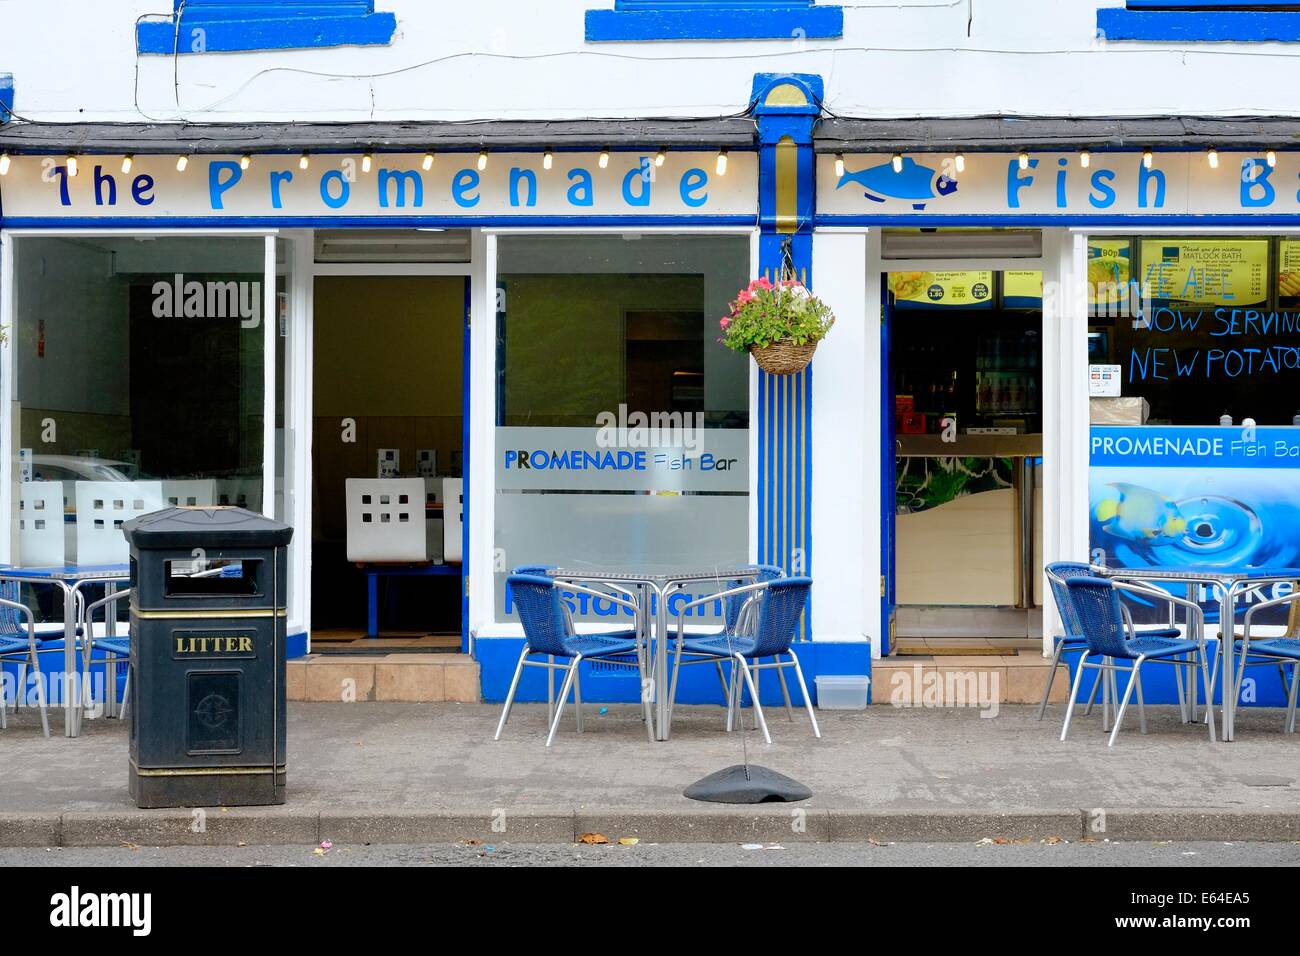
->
[493,234,751,624]
[136,0,397,55]
[1097,2,1300,42]
[1086,235,1300,426]
[11,236,272,568]
[585,1,843,42]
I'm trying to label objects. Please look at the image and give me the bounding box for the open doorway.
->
[882,231,1046,651]
[310,273,467,653]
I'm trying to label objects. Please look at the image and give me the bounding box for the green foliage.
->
[718,277,835,353]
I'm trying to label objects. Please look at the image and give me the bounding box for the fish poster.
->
[1089,426,1300,625]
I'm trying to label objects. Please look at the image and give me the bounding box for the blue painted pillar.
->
[0,74,14,122]
[751,73,820,637]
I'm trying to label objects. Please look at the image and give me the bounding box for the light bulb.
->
[715,149,727,176]
[422,152,434,171]
[1207,148,1219,169]
[1018,152,1029,170]
[1142,148,1153,169]
[1080,150,1090,169]
[121,154,134,174]
[0,152,10,176]
[67,155,79,177]
[834,154,845,178]
[599,149,610,169]
[892,153,903,173]
[477,149,488,171]
[299,151,310,170]
[954,153,965,173]
[176,155,188,172]
[239,153,251,170]
[543,149,553,171]
[655,149,666,167]
[1267,149,1277,168]
[361,150,373,173]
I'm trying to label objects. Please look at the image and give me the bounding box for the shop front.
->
[812,127,1300,707]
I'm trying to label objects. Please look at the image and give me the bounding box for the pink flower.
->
[720,317,731,330]
[751,276,774,291]
[736,289,754,305]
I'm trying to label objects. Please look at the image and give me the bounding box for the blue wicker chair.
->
[495,573,645,747]
[1235,592,1300,735]
[667,577,819,744]
[0,580,50,737]
[1061,575,1215,747]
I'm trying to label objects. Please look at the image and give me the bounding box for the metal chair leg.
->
[1198,646,1217,743]
[1285,663,1299,734]
[1173,653,1187,723]
[1060,652,1089,742]
[29,641,49,738]
[788,650,821,738]
[574,664,583,734]
[726,659,739,732]
[1037,638,1065,721]
[545,656,581,748]
[14,661,26,713]
[1107,659,1141,748]
[1083,659,1103,716]
[546,654,555,726]
[735,654,770,745]
[666,645,684,737]
[1134,668,1147,735]
[493,644,530,740]
[774,658,795,721]
[714,660,730,706]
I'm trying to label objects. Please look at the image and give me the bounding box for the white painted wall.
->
[0,1,1295,124]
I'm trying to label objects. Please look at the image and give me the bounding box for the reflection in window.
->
[12,236,269,567]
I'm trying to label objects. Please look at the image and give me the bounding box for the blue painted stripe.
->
[585,6,842,41]
[137,10,397,54]
[0,74,13,121]
[0,215,758,229]
[1097,8,1300,41]
[816,213,1300,226]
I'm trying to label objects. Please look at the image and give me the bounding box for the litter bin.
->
[122,506,293,808]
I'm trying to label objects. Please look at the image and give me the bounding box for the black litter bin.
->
[122,506,293,808]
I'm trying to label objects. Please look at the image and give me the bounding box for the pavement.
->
[3,700,1299,847]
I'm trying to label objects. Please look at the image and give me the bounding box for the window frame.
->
[136,0,397,55]
[1098,1,1300,41]
[585,0,843,42]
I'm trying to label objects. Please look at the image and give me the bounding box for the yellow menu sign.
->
[889,271,993,307]
[1087,239,1131,307]
[1279,240,1300,299]
[1139,239,1268,306]
[1004,270,1042,305]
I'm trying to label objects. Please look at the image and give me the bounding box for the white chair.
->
[215,477,263,511]
[345,478,429,562]
[442,477,463,563]
[73,481,164,566]
[17,481,66,567]
[162,478,217,509]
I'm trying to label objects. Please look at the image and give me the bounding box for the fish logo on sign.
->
[835,157,958,210]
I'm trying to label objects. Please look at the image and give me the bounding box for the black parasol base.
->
[682,764,812,804]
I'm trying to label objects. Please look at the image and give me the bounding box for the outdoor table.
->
[1099,565,1300,742]
[0,564,131,737]
[547,565,761,741]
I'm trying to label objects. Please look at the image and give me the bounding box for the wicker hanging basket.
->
[749,338,818,375]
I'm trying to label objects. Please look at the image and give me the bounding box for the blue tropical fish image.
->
[1094,482,1187,546]
[835,157,958,210]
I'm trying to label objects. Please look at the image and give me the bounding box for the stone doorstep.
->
[287,654,479,704]
[870,653,1069,707]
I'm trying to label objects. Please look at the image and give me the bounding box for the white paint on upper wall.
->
[0,1,1296,123]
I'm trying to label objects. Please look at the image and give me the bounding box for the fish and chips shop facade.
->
[4,73,1300,707]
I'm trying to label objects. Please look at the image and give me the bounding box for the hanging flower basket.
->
[749,338,819,376]
[718,276,834,376]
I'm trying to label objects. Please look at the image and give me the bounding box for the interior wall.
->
[311,274,464,545]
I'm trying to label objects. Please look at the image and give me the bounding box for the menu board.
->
[1087,239,1131,308]
[1139,239,1268,306]
[1278,240,1300,301]
[889,270,993,308]
[1003,270,1042,308]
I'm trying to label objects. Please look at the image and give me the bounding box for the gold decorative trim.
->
[775,134,798,234]
[764,83,809,107]
[132,766,284,777]
[131,607,286,619]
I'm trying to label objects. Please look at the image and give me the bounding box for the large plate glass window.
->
[493,234,751,624]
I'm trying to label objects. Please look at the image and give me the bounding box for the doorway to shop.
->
[880,230,1047,653]
[310,264,469,654]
